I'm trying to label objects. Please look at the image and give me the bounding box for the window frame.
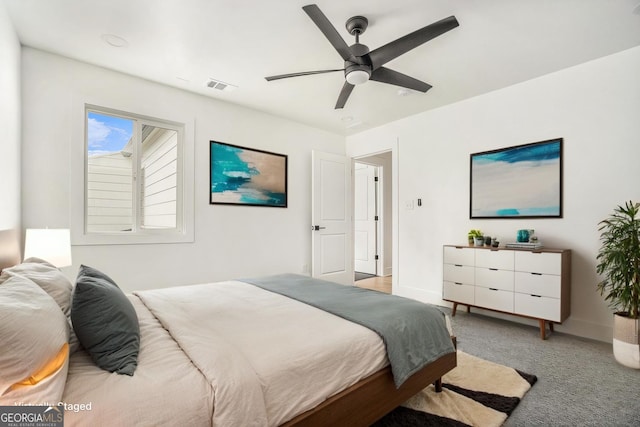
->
[71,102,194,246]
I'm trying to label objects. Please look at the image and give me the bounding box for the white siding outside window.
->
[87,152,133,232]
[140,126,178,229]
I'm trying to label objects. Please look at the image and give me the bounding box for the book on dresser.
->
[442,244,571,340]
[505,242,544,249]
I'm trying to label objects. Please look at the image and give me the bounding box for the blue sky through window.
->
[87,112,133,157]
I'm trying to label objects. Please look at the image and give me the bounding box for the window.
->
[77,105,192,244]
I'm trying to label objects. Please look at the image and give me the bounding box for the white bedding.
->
[62,280,388,426]
[135,280,388,426]
[61,296,213,426]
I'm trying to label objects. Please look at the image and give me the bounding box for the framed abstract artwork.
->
[210,141,288,207]
[470,138,563,218]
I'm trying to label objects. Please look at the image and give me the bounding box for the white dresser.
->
[443,245,571,339]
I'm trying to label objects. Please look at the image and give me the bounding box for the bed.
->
[0,257,456,426]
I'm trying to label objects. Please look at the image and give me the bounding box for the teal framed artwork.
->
[210,141,288,207]
[470,138,563,218]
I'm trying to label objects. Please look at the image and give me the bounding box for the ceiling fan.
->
[265,4,459,109]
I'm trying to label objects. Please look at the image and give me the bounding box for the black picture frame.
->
[470,138,563,219]
[210,141,288,208]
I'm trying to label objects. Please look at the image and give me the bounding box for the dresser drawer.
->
[515,251,561,275]
[443,246,475,266]
[514,272,561,298]
[475,249,514,270]
[514,293,560,322]
[475,287,514,313]
[475,267,514,291]
[443,281,474,305]
[443,264,474,285]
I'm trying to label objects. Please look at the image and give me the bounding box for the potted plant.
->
[468,229,483,246]
[596,201,640,369]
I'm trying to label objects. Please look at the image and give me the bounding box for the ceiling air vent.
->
[205,78,237,92]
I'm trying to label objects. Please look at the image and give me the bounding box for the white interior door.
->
[354,163,376,274]
[311,151,352,285]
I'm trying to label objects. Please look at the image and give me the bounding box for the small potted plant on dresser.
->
[596,201,640,369]
[468,229,483,246]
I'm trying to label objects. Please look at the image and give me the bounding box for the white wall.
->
[347,46,640,342]
[20,48,344,291]
[0,2,21,267]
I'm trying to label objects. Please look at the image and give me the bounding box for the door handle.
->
[312,225,327,231]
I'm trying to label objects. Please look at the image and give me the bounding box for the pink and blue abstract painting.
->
[470,138,562,218]
[210,141,287,207]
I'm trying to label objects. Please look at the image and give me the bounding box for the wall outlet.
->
[405,200,414,210]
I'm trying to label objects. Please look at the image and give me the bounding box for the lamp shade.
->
[24,229,72,268]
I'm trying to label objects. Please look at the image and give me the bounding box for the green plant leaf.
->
[596,201,640,319]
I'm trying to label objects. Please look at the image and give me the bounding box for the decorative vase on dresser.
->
[443,244,571,339]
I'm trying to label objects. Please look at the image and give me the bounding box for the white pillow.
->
[1,258,79,353]
[0,275,70,405]
[1,257,73,315]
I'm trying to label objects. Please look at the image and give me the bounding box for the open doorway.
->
[353,152,392,293]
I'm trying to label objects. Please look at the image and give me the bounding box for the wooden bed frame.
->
[285,344,457,427]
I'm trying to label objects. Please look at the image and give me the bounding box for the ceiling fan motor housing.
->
[344,43,372,84]
[346,15,368,36]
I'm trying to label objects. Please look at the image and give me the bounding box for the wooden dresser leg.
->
[466,305,471,313]
[434,378,443,393]
[549,322,554,333]
[451,302,458,317]
[539,319,547,340]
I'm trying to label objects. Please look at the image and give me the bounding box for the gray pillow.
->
[71,265,139,376]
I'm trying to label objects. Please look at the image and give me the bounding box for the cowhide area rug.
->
[373,351,537,427]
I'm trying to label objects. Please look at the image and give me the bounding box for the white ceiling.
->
[4,0,640,135]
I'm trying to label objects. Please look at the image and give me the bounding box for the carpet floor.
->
[447,310,640,426]
[374,351,536,427]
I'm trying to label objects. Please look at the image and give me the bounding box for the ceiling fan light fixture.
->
[346,69,370,85]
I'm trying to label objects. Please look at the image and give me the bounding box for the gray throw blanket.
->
[242,274,455,387]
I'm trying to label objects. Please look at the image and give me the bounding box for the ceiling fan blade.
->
[303,4,356,62]
[265,69,344,81]
[335,81,355,109]
[370,67,432,92]
[369,15,459,69]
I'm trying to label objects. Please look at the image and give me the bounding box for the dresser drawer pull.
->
[489,268,498,271]
[489,288,498,291]
[454,282,463,285]
[454,264,463,267]
[530,294,542,298]
[531,272,543,276]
